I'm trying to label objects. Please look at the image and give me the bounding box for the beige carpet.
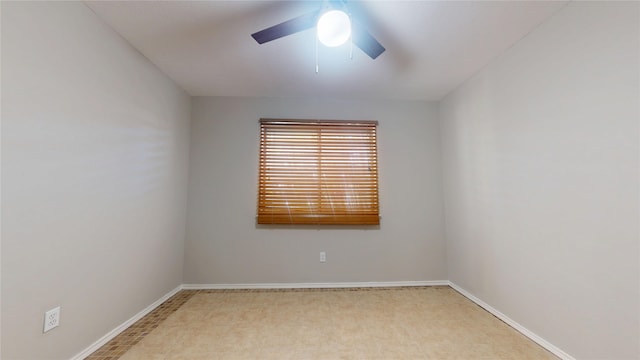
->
[118,287,557,359]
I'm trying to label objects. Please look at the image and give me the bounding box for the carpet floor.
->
[88,286,557,359]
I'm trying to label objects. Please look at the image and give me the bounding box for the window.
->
[257,119,379,225]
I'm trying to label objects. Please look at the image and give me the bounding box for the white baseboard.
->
[70,285,183,360]
[182,280,448,290]
[448,282,575,360]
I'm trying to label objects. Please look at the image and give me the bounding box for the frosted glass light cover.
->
[317,10,351,47]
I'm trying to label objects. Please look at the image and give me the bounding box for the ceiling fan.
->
[251,0,385,59]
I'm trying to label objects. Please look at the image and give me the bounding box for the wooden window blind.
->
[257,119,379,225]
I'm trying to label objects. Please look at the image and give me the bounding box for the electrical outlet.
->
[43,307,60,333]
[320,251,326,263]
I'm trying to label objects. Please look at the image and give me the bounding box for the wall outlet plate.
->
[43,306,60,333]
[320,251,326,263]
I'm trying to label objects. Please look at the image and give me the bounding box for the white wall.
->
[1,2,190,359]
[439,2,639,359]
[185,97,446,284]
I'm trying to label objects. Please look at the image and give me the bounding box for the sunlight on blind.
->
[257,119,379,225]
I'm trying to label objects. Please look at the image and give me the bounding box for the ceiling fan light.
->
[317,10,351,47]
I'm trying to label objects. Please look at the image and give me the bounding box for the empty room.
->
[1,1,638,359]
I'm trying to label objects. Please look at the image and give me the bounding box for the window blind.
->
[257,119,379,225]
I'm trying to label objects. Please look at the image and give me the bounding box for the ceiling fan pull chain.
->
[350,33,353,60]
[315,35,319,73]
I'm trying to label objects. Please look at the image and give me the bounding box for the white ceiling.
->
[86,1,568,101]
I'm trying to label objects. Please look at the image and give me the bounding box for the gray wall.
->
[1,2,190,359]
[185,97,446,284]
[439,2,639,359]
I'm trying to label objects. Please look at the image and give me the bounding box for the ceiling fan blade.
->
[251,10,320,44]
[352,20,385,59]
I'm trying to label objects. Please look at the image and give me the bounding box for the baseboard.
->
[182,280,448,290]
[70,285,183,360]
[448,282,575,360]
